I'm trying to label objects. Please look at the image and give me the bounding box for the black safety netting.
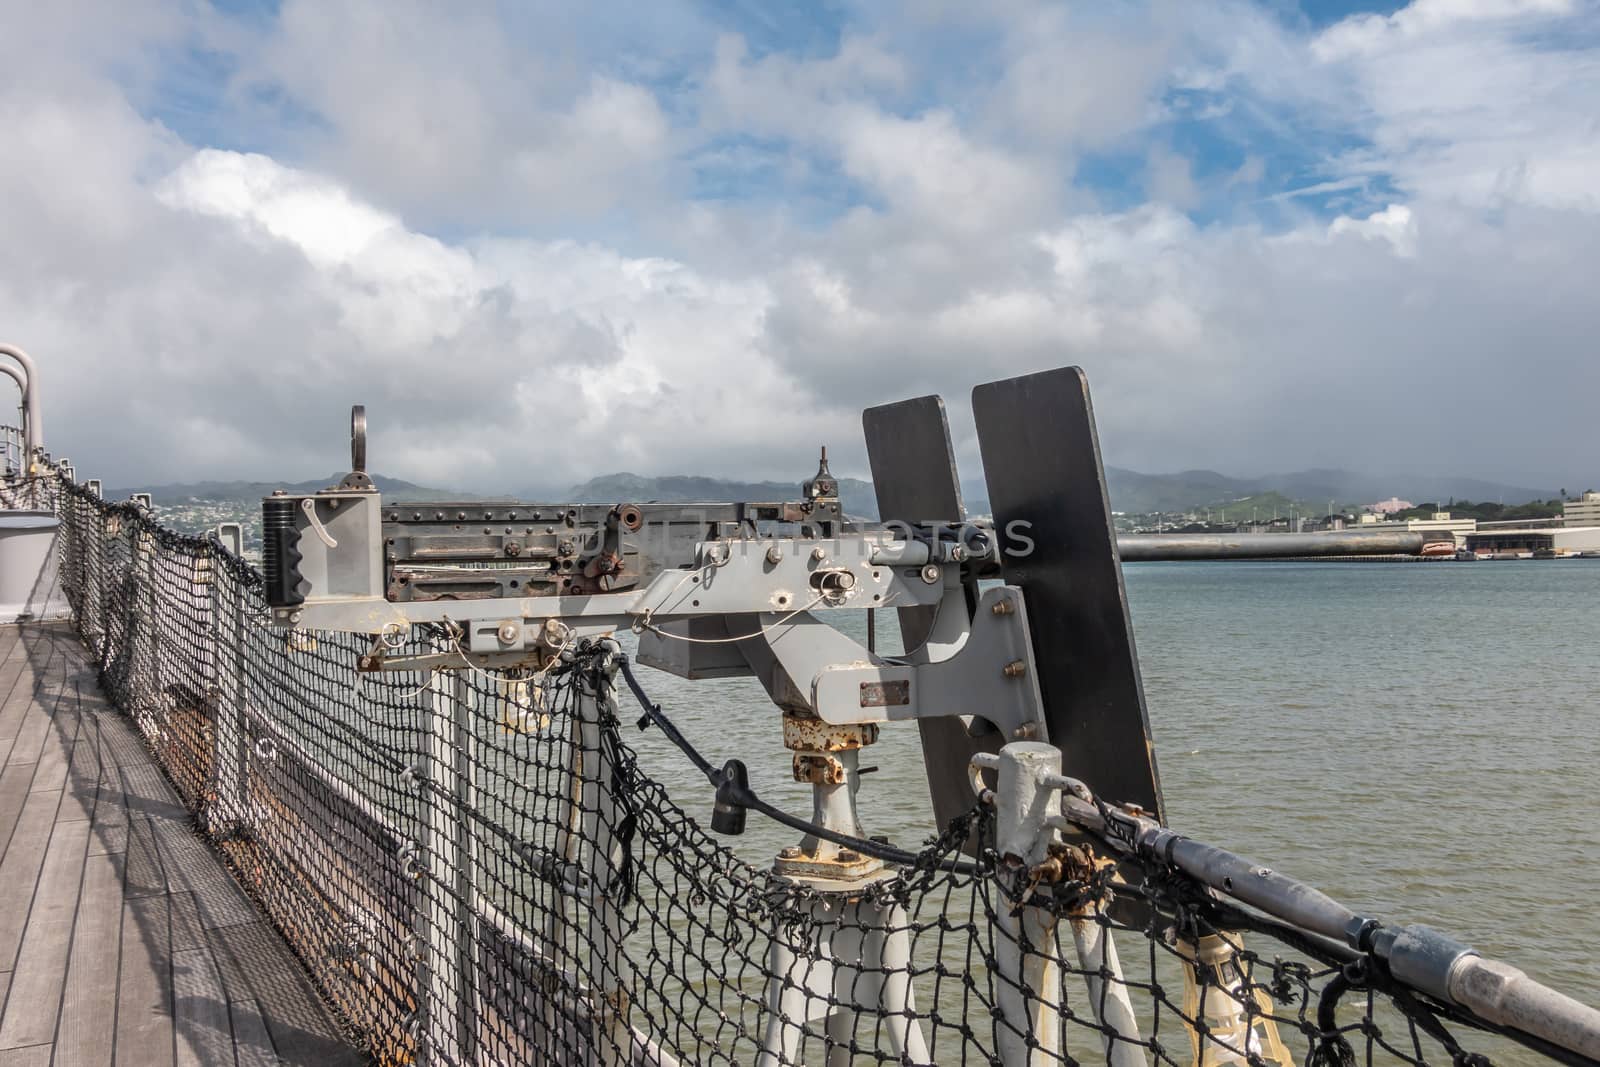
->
[35,459,1571,1067]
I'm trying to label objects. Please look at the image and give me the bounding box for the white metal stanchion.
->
[985,742,1146,1067]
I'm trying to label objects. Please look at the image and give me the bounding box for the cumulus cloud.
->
[1309,0,1600,211]
[1,0,1597,495]
[67,147,798,487]
[1327,204,1419,256]
[1314,0,1576,58]
[232,0,675,229]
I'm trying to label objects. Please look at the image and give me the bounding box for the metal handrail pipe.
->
[1118,531,1426,561]
[1,372,27,475]
[0,364,24,413]
[0,345,40,460]
[1449,956,1600,1061]
[1057,791,1600,1062]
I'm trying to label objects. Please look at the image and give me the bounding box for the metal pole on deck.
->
[987,743,1146,1067]
[208,537,247,831]
[575,640,629,1065]
[76,493,94,647]
[94,498,115,671]
[138,506,160,715]
[990,743,1065,1066]
[75,494,96,660]
[0,365,26,474]
[424,663,477,1065]
[0,344,41,466]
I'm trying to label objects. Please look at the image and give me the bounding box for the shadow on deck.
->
[0,622,368,1066]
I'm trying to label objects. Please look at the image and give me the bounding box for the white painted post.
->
[1070,913,1147,1067]
[425,664,476,1064]
[206,520,249,833]
[575,640,628,1066]
[991,741,1148,1067]
[992,742,1066,1066]
[757,896,932,1067]
[138,516,160,714]
[208,552,247,830]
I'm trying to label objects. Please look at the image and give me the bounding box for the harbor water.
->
[628,559,1600,1016]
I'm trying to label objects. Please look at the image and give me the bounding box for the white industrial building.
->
[1464,525,1600,557]
[1565,491,1600,526]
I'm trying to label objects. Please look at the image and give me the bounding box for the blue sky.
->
[4,0,1599,492]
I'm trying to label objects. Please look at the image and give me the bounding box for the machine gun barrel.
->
[1117,530,1426,561]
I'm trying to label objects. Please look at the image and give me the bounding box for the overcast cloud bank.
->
[2,0,1596,491]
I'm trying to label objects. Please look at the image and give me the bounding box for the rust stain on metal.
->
[772,845,883,881]
[792,752,847,785]
[782,714,879,752]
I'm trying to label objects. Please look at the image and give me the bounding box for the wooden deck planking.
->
[0,624,367,1066]
[114,893,174,1067]
[1,636,62,770]
[23,690,79,806]
[0,819,91,1049]
[0,764,35,865]
[172,948,233,1067]
[85,743,129,858]
[0,1044,51,1067]
[0,634,25,766]
[55,689,101,827]
[55,848,123,1067]
[149,810,258,931]
[210,920,369,1065]
[227,998,279,1067]
[0,625,38,721]
[0,792,58,966]
[120,810,169,901]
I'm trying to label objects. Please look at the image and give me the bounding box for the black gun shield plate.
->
[863,395,999,835]
[972,367,1164,820]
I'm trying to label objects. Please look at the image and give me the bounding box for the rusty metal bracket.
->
[781,714,879,752]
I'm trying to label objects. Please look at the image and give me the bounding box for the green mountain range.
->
[109,474,469,504]
[1100,467,1552,516]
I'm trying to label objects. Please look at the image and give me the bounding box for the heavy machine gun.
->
[261,367,1164,873]
[260,365,1430,873]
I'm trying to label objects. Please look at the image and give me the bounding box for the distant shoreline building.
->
[1367,496,1415,515]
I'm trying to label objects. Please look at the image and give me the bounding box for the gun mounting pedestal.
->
[774,713,885,886]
